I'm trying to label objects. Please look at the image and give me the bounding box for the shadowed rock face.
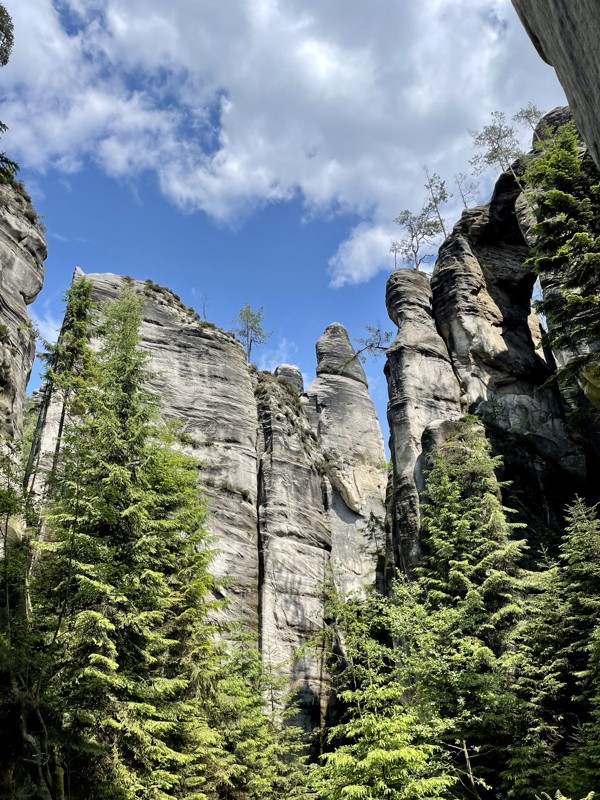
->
[512,0,600,169]
[384,269,462,574]
[0,183,46,446]
[432,174,586,535]
[30,275,387,729]
[383,167,590,570]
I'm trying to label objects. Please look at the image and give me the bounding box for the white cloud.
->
[30,302,62,343]
[257,337,299,373]
[2,0,566,284]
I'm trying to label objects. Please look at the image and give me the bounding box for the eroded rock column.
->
[0,183,46,445]
[384,269,462,575]
[305,323,387,596]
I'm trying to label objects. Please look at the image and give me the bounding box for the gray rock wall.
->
[30,272,387,728]
[385,167,589,570]
[512,0,600,169]
[305,324,387,595]
[0,183,46,446]
[384,270,462,574]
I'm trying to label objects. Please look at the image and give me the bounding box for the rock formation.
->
[384,270,461,575]
[384,163,591,571]
[0,182,46,447]
[29,271,387,728]
[305,324,387,594]
[512,0,600,169]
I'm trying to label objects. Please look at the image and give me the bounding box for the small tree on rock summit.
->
[231,303,272,362]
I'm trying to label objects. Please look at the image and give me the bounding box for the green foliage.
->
[423,165,452,239]
[28,287,218,797]
[24,278,97,492]
[230,304,272,362]
[313,418,530,800]
[0,284,309,799]
[354,323,393,361]
[513,103,544,140]
[0,3,13,67]
[453,171,479,209]
[203,636,310,800]
[0,5,17,185]
[523,120,600,388]
[312,590,455,800]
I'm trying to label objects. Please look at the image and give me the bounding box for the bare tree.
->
[390,241,402,269]
[469,110,524,189]
[393,205,443,271]
[199,292,209,321]
[454,171,479,209]
[423,165,451,238]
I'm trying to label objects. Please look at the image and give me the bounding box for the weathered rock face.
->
[384,167,590,569]
[34,271,261,625]
[305,324,387,595]
[256,372,330,728]
[512,0,600,169]
[384,270,462,574]
[30,274,387,728]
[0,183,46,446]
[431,173,586,549]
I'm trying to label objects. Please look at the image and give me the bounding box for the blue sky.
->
[2,0,566,443]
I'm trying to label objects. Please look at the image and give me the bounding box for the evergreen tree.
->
[509,499,600,796]
[312,590,455,800]
[523,120,600,389]
[314,418,530,800]
[0,3,18,184]
[543,499,600,796]
[230,304,271,362]
[203,636,309,800]
[413,417,528,795]
[0,441,34,798]
[30,286,219,798]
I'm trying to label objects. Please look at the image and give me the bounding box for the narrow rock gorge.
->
[24,270,387,728]
[3,110,600,735]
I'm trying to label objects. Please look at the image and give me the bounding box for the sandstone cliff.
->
[384,269,461,575]
[29,271,387,727]
[384,160,593,571]
[512,0,600,170]
[0,182,46,447]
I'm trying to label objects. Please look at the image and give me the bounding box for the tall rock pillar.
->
[0,183,46,446]
[384,269,462,575]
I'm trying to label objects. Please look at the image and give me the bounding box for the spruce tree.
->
[316,418,529,799]
[202,635,309,800]
[30,286,218,799]
[524,120,600,389]
[312,590,455,800]
[411,417,527,796]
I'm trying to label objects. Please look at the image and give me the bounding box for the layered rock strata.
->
[30,272,387,727]
[512,0,600,169]
[305,324,387,594]
[384,270,462,574]
[0,183,46,446]
[385,167,589,571]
